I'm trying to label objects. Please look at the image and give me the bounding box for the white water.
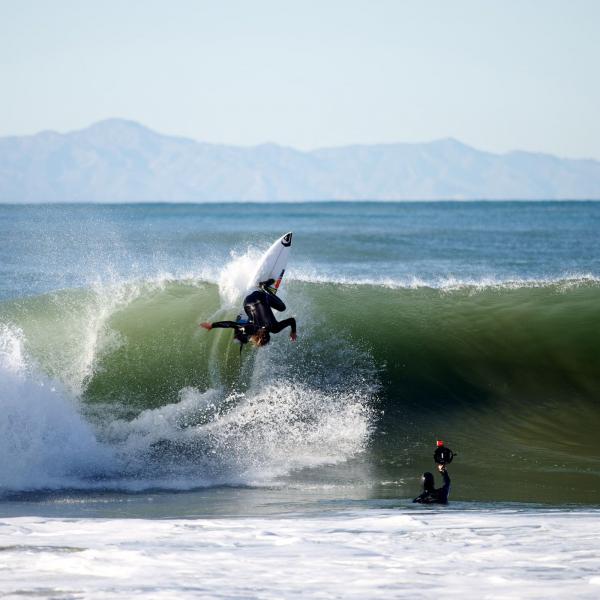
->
[1,509,599,599]
[0,327,372,494]
[0,247,375,494]
[99,380,372,490]
[0,325,114,491]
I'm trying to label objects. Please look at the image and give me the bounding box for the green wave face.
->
[2,279,600,502]
[315,281,600,504]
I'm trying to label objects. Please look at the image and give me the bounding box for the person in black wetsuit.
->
[201,279,297,347]
[413,464,451,505]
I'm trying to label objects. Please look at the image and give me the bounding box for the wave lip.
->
[288,270,600,291]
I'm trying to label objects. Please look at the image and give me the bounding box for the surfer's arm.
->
[202,321,241,330]
[439,468,451,503]
[270,317,296,335]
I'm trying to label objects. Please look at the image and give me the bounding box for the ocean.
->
[1,201,599,598]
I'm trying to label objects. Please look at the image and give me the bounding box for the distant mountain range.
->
[1,119,599,202]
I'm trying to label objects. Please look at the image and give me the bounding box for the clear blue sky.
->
[1,0,599,158]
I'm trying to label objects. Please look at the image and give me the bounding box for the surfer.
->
[413,463,451,505]
[201,279,297,347]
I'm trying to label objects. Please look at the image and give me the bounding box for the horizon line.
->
[2,199,600,206]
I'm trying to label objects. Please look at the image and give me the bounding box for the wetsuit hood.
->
[233,330,249,345]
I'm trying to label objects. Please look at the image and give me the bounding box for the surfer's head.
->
[422,472,435,491]
[251,328,270,347]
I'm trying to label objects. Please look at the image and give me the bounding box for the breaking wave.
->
[1,263,600,501]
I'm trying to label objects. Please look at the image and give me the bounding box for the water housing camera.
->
[433,440,454,465]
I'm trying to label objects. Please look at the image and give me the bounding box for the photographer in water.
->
[413,441,453,505]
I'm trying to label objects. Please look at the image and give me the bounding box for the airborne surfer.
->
[201,279,297,348]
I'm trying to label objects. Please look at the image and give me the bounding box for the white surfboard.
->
[246,232,292,295]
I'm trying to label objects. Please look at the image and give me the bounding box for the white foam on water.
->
[0,325,114,492]
[1,509,598,599]
[100,380,372,489]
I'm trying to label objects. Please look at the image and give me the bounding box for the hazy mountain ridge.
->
[1,119,599,202]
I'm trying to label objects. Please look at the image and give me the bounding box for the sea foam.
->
[1,508,599,599]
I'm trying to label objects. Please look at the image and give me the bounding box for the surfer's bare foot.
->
[200,322,212,330]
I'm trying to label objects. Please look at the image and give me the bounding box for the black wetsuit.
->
[210,288,296,343]
[413,469,451,505]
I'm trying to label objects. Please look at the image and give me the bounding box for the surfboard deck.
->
[246,232,292,295]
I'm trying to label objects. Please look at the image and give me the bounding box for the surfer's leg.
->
[243,305,254,321]
[259,278,275,288]
[266,293,286,312]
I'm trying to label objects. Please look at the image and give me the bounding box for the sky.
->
[1,0,599,159]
